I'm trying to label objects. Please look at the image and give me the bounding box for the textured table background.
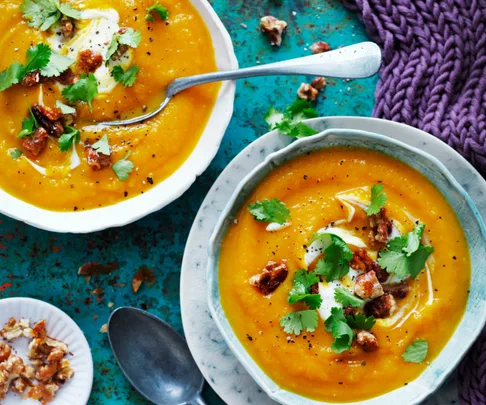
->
[0,1,376,403]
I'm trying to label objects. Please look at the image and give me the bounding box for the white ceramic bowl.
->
[0,297,93,405]
[207,129,486,405]
[0,0,237,233]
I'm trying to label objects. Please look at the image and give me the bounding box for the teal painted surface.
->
[0,1,377,404]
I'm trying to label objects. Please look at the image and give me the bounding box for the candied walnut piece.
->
[0,342,11,363]
[78,49,103,73]
[2,317,31,340]
[110,27,130,60]
[310,283,319,295]
[31,104,64,138]
[368,208,392,246]
[55,359,74,383]
[350,249,389,283]
[85,145,112,171]
[364,293,397,318]
[297,83,319,101]
[383,282,410,299]
[343,305,361,317]
[11,377,29,394]
[249,260,288,295]
[356,330,379,352]
[28,383,59,405]
[21,71,41,87]
[132,265,157,294]
[60,16,75,40]
[78,261,118,276]
[260,16,287,46]
[57,68,77,85]
[310,41,331,54]
[311,77,326,91]
[354,270,384,299]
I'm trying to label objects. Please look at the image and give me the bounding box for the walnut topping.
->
[368,208,392,246]
[310,41,331,54]
[31,104,64,138]
[249,260,289,295]
[260,16,287,46]
[297,83,319,101]
[21,71,41,87]
[85,145,112,171]
[350,249,389,283]
[110,28,130,60]
[383,282,410,299]
[60,16,75,40]
[356,330,378,352]
[1,318,31,341]
[22,127,48,157]
[78,50,103,73]
[354,270,384,299]
[311,77,326,91]
[364,293,397,318]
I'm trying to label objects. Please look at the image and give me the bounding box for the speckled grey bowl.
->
[207,129,486,405]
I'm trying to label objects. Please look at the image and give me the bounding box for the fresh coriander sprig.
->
[313,233,353,282]
[58,126,80,152]
[17,108,39,138]
[287,269,322,309]
[402,339,428,363]
[20,0,81,31]
[56,100,76,114]
[365,184,387,216]
[264,100,318,138]
[62,73,99,110]
[112,151,134,181]
[106,28,142,63]
[378,224,434,279]
[40,52,75,78]
[345,313,376,330]
[280,310,318,336]
[334,287,364,308]
[248,198,291,225]
[324,307,355,353]
[145,2,169,22]
[9,149,23,159]
[91,135,110,155]
[112,65,140,88]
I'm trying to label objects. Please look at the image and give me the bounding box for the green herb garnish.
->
[61,73,99,110]
[324,307,354,353]
[56,100,76,114]
[264,100,318,138]
[280,310,318,336]
[105,28,142,62]
[112,65,140,88]
[20,0,81,31]
[112,151,134,181]
[365,184,387,216]
[334,287,364,308]
[248,198,291,225]
[9,149,23,159]
[91,134,110,156]
[40,52,74,78]
[287,269,322,309]
[17,108,39,138]
[402,339,428,363]
[145,3,169,22]
[345,313,376,330]
[58,126,80,152]
[313,234,353,282]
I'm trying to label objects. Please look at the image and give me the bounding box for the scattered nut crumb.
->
[99,324,108,334]
[260,16,287,46]
[310,41,331,54]
[297,83,319,101]
[311,77,326,91]
[132,265,157,294]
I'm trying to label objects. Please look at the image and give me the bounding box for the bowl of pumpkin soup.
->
[0,0,236,232]
[207,129,486,405]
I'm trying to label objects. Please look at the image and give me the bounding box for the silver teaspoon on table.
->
[108,307,207,405]
[101,41,382,126]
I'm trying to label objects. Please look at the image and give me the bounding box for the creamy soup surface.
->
[218,147,470,402]
[0,0,219,211]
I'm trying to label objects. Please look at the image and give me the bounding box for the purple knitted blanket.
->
[342,0,486,403]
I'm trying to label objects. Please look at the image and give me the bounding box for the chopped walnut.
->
[78,50,103,73]
[0,343,11,363]
[31,104,64,138]
[28,383,59,405]
[350,249,389,283]
[99,324,108,334]
[110,28,130,60]
[1,318,31,341]
[78,262,119,276]
[60,16,75,40]
[249,260,288,295]
[22,127,48,156]
[383,282,410,299]
[56,68,77,86]
[132,265,157,294]
[368,208,392,246]
[354,270,384,299]
[310,41,331,54]
[21,71,41,87]
[260,16,287,46]
[0,355,27,400]
[356,330,378,352]
[85,145,112,170]
[364,293,397,318]
[311,77,326,91]
[297,83,319,101]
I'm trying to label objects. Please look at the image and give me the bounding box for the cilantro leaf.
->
[0,62,24,91]
[402,339,428,363]
[17,108,38,138]
[345,313,376,330]
[264,100,318,138]
[56,100,76,114]
[62,73,99,110]
[247,198,291,225]
[314,234,353,282]
[334,287,364,308]
[9,149,23,159]
[112,65,140,88]
[288,269,322,309]
[40,52,74,77]
[324,307,346,332]
[280,310,318,336]
[365,184,387,216]
[106,28,142,62]
[91,134,110,156]
[145,3,169,22]
[378,224,434,280]
[112,151,134,181]
[58,126,80,152]
[20,0,80,31]
[324,307,354,353]
[24,43,51,73]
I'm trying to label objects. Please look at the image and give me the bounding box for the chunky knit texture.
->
[342,1,486,403]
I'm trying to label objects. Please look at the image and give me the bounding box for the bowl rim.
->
[0,0,238,234]
[207,128,486,405]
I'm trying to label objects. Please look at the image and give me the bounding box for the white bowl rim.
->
[0,0,238,234]
[207,128,486,405]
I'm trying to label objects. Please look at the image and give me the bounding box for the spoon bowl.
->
[108,307,206,405]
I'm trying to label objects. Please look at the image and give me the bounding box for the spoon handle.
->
[187,394,207,405]
[166,42,381,97]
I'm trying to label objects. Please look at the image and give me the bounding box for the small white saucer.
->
[0,297,93,405]
[180,117,486,405]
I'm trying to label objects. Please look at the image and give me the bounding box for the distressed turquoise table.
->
[0,1,376,403]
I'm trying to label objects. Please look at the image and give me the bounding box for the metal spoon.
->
[108,307,206,405]
[102,41,381,126]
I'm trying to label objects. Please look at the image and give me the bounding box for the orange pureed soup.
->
[219,147,470,402]
[0,0,219,211]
